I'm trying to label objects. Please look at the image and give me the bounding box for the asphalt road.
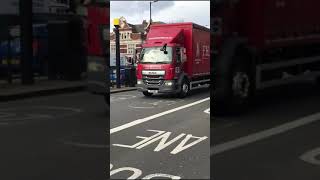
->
[110,88,210,179]
[212,82,320,180]
[0,92,108,180]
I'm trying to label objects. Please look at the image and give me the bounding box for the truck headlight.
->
[88,62,104,72]
[165,81,173,86]
[137,80,143,85]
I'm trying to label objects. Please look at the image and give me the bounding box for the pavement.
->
[0,79,87,101]
[110,87,210,179]
[0,91,108,179]
[0,78,137,102]
[212,83,320,180]
[110,86,137,94]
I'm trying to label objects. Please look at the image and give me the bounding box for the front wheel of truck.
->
[179,79,190,98]
[143,91,153,97]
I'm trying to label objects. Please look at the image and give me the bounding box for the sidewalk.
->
[0,78,86,101]
[110,86,137,94]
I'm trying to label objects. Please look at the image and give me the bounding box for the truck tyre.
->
[143,91,153,97]
[229,62,252,112]
[179,79,190,98]
[214,47,254,115]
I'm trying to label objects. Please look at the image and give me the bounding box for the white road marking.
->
[204,108,210,114]
[110,97,210,134]
[128,105,154,109]
[0,106,82,125]
[60,140,109,149]
[110,166,142,179]
[128,100,179,109]
[300,147,320,165]
[110,163,181,179]
[111,95,137,102]
[143,173,181,179]
[211,112,320,155]
[113,130,208,154]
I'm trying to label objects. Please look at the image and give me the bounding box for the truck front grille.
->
[142,75,164,86]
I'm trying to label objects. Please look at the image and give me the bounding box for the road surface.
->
[0,92,107,180]
[110,88,210,179]
[212,83,320,180]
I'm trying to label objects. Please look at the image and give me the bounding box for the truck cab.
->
[137,29,187,97]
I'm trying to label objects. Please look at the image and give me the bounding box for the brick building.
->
[110,17,164,62]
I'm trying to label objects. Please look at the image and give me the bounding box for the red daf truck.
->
[213,0,320,112]
[85,1,109,104]
[136,23,210,98]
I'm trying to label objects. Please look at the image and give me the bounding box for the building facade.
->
[110,17,148,61]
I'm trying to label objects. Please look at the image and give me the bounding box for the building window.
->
[127,44,135,54]
[111,45,116,54]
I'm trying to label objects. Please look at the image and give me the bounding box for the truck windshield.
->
[140,47,172,64]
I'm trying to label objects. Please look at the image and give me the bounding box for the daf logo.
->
[148,71,157,75]
[142,70,165,75]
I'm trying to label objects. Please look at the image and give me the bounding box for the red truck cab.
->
[136,23,210,98]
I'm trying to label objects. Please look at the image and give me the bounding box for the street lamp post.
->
[20,0,34,85]
[149,0,158,24]
[114,18,121,88]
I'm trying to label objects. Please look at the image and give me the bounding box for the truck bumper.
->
[136,80,180,94]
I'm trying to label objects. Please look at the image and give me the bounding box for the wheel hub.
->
[182,83,189,93]
[232,72,250,98]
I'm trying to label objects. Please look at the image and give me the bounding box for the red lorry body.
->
[213,0,320,113]
[141,23,210,79]
[215,0,320,50]
[86,5,108,56]
[137,23,210,97]
[86,3,109,103]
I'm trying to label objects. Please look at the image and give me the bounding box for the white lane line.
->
[211,112,320,155]
[60,140,109,149]
[300,147,320,165]
[204,108,210,114]
[110,97,210,134]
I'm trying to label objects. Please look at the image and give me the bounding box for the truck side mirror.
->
[176,47,183,64]
[182,48,187,63]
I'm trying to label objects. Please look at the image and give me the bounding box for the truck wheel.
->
[179,79,190,98]
[215,53,253,115]
[143,91,153,97]
[229,62,252,113]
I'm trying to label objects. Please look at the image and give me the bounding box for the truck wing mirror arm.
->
[160,43,168,54]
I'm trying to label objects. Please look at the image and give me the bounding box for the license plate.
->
[148,90,158,93]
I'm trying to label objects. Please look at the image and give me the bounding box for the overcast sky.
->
[110,1,210,31]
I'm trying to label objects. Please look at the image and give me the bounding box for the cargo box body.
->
[215,0,320,50]
[242,0,320,49]
[213,0,320,113]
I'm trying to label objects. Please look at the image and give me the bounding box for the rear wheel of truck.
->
[179,79,190,98]
[143,91,153,97]
[214,51,254,115]
[229,63,252,112]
